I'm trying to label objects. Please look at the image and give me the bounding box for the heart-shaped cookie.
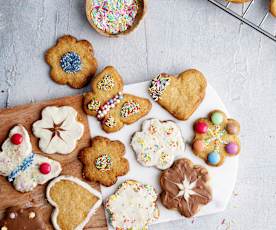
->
[148,69,207,120]
[46,176,102,230]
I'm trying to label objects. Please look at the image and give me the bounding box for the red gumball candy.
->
[39,163,51,174]
[195,121,208,134]
[11,133,23,145]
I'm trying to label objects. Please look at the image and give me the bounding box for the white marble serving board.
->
[87,81,239,228]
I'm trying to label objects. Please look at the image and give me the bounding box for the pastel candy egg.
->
[226,122,239,134]
[11,133,23,145]
[207,152,220,165]
[194,121,208,134]
[39,163,51,174]
[211,112,224,125]
[225,142,239,155]
[193,140,205,152]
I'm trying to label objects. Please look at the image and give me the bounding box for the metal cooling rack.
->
[208,0,276,42]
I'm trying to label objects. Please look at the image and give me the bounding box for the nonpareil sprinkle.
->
[91,0,139,34]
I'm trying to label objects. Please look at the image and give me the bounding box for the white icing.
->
[46,175,103,230]
[106,181,159,229]
[131,119,185,170]
[32,106,84,154]
[0,125,62,192]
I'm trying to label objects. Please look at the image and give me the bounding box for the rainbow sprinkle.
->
[91,0,139,34]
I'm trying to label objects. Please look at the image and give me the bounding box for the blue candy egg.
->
[207,152,220,165]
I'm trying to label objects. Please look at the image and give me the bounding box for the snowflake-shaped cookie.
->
[131,119,185,170]
[160,158,212,218]
[192,110,240,166]
[0,125,61,192]
[32,106,84,155]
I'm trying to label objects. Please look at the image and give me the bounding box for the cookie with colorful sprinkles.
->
[131,119,185,170]
[105,180,160,229]
[83,66,152,133]
[79,136,129,186]
[86,0,147,36]
[192,110,241,166]
[45,35,97,88]
[148,69,207,120]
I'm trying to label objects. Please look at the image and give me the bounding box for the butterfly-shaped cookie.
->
[83,66,152,132]
[0,125,62,192]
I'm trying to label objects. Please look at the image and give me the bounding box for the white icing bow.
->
[33,106,84,154]
[0,125,61,192]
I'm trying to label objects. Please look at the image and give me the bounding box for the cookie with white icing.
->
[131,119,185,170]
[0,125,61,192]
[46,175,102,230]
[105,180,159,229]
[32,106,84,155]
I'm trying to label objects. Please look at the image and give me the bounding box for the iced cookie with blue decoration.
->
[192,110,240,166]
[0,125,62,192]
[45,35,97,89]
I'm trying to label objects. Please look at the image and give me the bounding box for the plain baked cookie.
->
[0,125,61,192]
[131,119,185,170]
[0,206,49,230]
[83,66,152,133]
[79,136,129,187]
[45,35,97,89]
[46,175,102,230]
[192,110,240,166]
[160,158,212,218]
[105,180,159,229]
[148,69,207,120]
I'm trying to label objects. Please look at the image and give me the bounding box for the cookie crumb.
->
[9,212,16,219]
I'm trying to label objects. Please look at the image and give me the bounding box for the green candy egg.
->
[211,112,224,125]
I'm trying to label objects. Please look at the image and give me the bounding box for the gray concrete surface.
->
[0,0,275,229]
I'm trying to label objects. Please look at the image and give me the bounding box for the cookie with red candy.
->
[0,125,62,192]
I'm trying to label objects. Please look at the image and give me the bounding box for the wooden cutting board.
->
[0,95,107,230]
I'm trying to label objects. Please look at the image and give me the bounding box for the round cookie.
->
[192,110,241,166]
[105,180,159,229]
[160,158,212,218]
[45,35,97,89]
[131,119,185,170]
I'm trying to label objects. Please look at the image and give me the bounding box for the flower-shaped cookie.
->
[160,158,212,218]
[131,119,185,170]
[105,180,159,229]
[192,110,240,166]
[32,106,84,155]
[79,136,129,186]
[45,35,97,88]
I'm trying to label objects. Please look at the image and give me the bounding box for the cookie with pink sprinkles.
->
[86,0,147,36]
